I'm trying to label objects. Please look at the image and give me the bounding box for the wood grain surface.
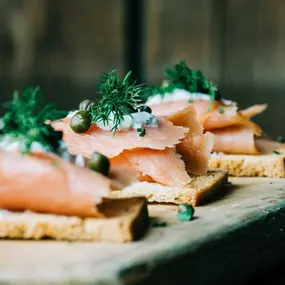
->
[0,177,285,285]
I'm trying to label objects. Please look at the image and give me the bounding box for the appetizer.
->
[0,87,149,243]
[143,61,285,178]
[53,70,228,206]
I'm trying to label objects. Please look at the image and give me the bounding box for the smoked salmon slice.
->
[240,104,268,119]
[0,150,110,218]
[52,117,188,158]
[255,137,285,154]
[114,148,191,187]
[109,155,140,190]
[211,126,259,155]
[150,100,264,134]
[149,100,266,155]
[166,105,214,175]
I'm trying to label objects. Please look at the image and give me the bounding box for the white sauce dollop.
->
[96,111,159,131]
[0,136,48,153]
[146,88,235,106]
[74,154,86,167]
[68,109,160,132]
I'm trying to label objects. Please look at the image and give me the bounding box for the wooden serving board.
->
[1,178,285,285]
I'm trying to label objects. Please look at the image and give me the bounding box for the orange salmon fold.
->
[150,100,264,134]
[112,148,191,187]
[166,105,214,174]
[211,126,259,155]
[0,150,110,218]
[53,117,188,158]
[149,99,267,155]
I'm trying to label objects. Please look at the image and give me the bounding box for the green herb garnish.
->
[218,106,224,114]
[1,87,67,153]
[142,61,221,102]
[188,98,194,103]
[137,128,146,137]
[273,150,281,155]
[91,70,143,134]
[177,203,195,222]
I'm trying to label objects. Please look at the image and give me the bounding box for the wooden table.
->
[1,178,285,285]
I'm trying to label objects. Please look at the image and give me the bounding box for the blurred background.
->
[0,0,284,136]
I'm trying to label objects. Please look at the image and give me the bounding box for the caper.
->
[137,105,152,114]
[177,203,194,222]
[79,99,95,112]
[88,152,110,176]
[70,110,91,133]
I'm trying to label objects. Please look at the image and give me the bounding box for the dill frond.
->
[165,61,221,100]
[1,86,67,153]
[142,61,221,101]
[91,70,144,133]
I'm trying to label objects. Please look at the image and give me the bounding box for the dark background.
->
[0,1,285,284]
[0,0,285,137]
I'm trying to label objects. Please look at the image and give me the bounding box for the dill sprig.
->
[91,69,143,133]
[142,61,221,102]
[0,86,67,153]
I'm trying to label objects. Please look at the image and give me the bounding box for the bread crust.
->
[110,170,228,206]
[209,154,285,178]
[0,197,149,243]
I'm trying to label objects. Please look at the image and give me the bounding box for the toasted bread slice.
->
[208,153,285,178]
[0,197,149,243]
[110,170,228,206]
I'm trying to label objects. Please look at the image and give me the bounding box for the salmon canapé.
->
[0,86,114,218]
[143,60,276,155]
[53,106,214,187]
[52,70,214,188]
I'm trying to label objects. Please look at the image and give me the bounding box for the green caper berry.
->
[177,203,194,222]
[137,105,152,114]
[89,152,110,176]
[79,99,95,112]
[70,110,91,133]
